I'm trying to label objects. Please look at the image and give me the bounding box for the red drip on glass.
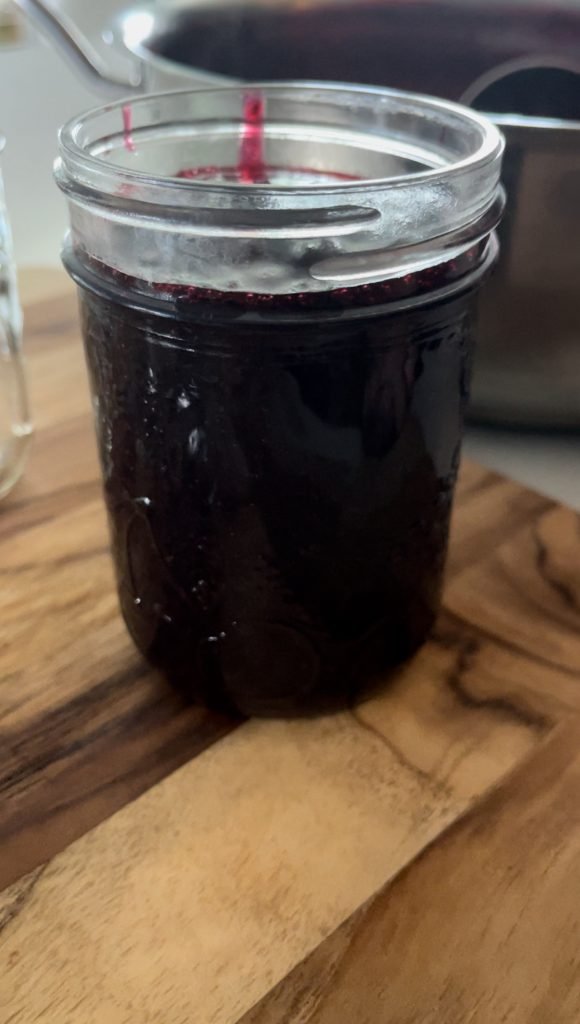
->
[122,104,136,154]
[177,92,268,184]
[237,92,268,184]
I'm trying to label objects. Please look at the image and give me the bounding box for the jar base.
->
[130,612,436,719]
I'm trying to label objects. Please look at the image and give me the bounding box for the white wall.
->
[1,5,130,266]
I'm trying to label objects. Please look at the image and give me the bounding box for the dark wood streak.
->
[441,632,550,733]
[4,710,240,835]
[492,551,579,634]
[0,480,101,542]
[24,315,81,342]
[446,480,552,579]
[350,707,434,785]
[533,524,579,613]
[455,468,502,502]
[249,908,365,1024]
[1,661,236,803]
[0,656,238,856]
[22,286,77,319]
[0,865,47,935]
[439,609,580,681]
[0,621,239,889]
[0,545,110,577]
[0,664,149,795]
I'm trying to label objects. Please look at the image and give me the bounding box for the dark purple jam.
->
[70,250,483,716]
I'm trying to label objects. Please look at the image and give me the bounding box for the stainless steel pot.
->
[467,116,580,427]
[464,62,580,427]
[16,0,580,426]
[16,0,580,97]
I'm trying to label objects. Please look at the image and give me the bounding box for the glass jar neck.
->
[56,84,504,294]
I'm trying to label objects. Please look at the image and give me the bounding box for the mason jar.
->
[55,84,503,716]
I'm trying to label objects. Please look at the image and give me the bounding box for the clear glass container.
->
[0,136,32,499]
[55,84,503,716]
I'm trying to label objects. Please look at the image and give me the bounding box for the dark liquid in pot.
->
[148,1,580,103]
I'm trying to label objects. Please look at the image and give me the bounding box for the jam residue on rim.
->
[90,241,486,314]
[118,88,486,309]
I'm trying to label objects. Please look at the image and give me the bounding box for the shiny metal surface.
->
[470,117,580,427]
[13,0,141,93]
[17,0,580,97]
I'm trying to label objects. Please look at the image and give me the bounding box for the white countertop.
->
[464,428,579,510]
[2,20,579,510]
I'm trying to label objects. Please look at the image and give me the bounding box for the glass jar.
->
[0,136,32,499]
[55,84,503,716]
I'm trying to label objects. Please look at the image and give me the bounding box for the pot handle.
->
[461,53,580,107]
[13,0,142,95]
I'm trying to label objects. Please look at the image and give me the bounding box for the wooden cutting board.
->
[1,276,580,1023]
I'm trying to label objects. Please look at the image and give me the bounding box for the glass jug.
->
[0,137,32,499]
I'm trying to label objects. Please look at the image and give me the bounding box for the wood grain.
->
[446,504,580,676]
[241,720,580,1024]
[238,503,580,1024]
[1,276,579,1023]
[0,656,550,1024]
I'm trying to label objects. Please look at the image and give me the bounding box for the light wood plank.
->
[242,720,580,1024]
[0,643,550,1023]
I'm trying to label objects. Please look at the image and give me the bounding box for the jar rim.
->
[55,82,504,295]
[57,81,504,199]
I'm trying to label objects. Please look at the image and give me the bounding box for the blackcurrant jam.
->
[56,84,504,715]
[67,251,486,716]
